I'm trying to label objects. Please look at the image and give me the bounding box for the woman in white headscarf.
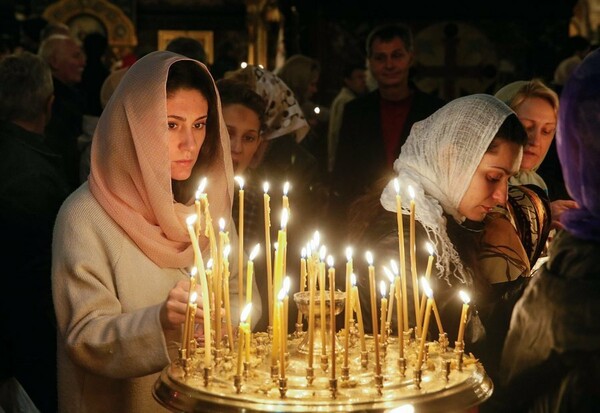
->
[52,51,261,413]
[348,94,528,382]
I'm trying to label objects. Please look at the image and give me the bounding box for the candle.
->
[457,291,470,344]
[282,181,290,210]
[271,286,281,369]
[235,176,245,311]
[186,291,198,356]
[194,190,202,238]
[197,178,217,270]
[237,303,252,376]
[283,276,291,355]
[408,185,420,337]
[277,287,287,378]
[351,274,366,353]
[222,244,234,351]
[273,209,288,328]
[394,179,409,330]
[343,247,353,369]
[215,218,226,352]
[366,251,381,375]
[379,281,387,344]
[181,270,197,354]
[417,278,433,371]
[318,246,327,358]
[308,265,316,370]
[383,266,395,326]
[419,243,435,318]
[263,182,273,328]
[296,247,308,327]
[328,255,336,380]
[206,258,214,315]
[186,216,212,366]
[395,272,404,359]
[246,244,259,306]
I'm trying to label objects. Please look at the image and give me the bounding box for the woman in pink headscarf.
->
[52,51,261,413]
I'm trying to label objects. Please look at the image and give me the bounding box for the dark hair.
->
[167,60,219,201]
[366,23,413,57]
[343,62,366,79]
[166,36,208,65]
[488,113,528,151]
[216,78,267,132]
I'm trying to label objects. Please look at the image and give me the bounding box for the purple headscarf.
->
[557,48,600,242]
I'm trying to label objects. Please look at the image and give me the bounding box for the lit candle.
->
[282,276,291,356]
[206,258,214,314]
[273,209,288,327]
[308,264,316,370]
[222,244,234,351]
[327,255,336,380]
[263,182,273,328]
[237,303,252,376]
[185,216,211,367]
[366,251,381,375]
[318,245,327,358]
[282,181,290,211]
[417,278,433,371]
[296,247,308,328]
[277,287,287,378]
[457,291,470,344]
[246,244,259,306]
[235,176,245,311]
[408,185,421,337]
[181,270,197,354]
[215,218,226,352]
[343,247,353,370]
[379,281,387,344]
[351,274,366,353]
[395,272,404,359]
[197,178,217,270]
[194,189,202,238]
[394,179,409,330]
[186,291,198,356]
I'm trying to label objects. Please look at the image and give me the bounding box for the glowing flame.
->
[249,244,260,261]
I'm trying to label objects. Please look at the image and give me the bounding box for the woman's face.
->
[515,96,556,171]
[167,88,208,181]
[222,103,262,174]
[458,139,522,221]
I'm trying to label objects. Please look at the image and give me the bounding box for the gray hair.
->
[0,52,54,121]
[37,34,74,63]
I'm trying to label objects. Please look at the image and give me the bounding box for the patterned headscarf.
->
[380,94,516,284]
[89,51,233,268]
[557,48,600,242]
[225,65,309,142]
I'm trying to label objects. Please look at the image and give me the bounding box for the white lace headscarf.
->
[380,94,516,285]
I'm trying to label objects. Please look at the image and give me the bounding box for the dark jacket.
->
[0,120,70,412]
[495,230,600,413]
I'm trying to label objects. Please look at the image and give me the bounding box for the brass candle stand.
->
[154,293,493,412]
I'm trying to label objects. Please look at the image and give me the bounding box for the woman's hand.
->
[159,279,205,332]
[550,199,579,229]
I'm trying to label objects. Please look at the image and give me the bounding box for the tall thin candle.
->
[318,246,327,358]
[263,182,273,328]
[351,274,366,353]
[273,209,288,329]
[327,255,336,380]
[379,281,387,344]
[235,176,245,311]
[417,278,433,371]
[222,244,234,351]
[237,303,251,376]
[408,185,421,337]
[366,251,381,375]
[215,218,225,352]
[383,266,395,325]
[245,246,259,362]
[296,248,308,328]
[277,287,287,379]
[395,273,404,359]
[343,247,353,370]
[457,291,470,344]
[394,179,409,329]
[308,266,316,371]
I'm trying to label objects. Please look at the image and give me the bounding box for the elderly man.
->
[38,34,87,191]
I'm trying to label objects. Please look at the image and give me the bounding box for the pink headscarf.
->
[89,51,233,268]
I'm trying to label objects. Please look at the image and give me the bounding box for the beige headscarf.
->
[89,51,233,268]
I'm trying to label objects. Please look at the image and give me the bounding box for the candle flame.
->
[426,242,435,256]
[234,175,244,189]
[301,247,307,259]
[283,181,290,196]
[250,243,260,260]
[305,242,312,257]
[313,230,320,247]
[390,259,399,276]
[319,245,327,261]
[263,181,269,193]
[380,280,387,297]
[197,177,207,194]
[240,302,252,322]
[190,267,197,277]
[351,273,357,286]
[283,276,291,293]
[383,266,394,283]
[278,285,287,301]
[408,185,415,200]
[394,178,400,194]
[421,277,433,298]
[219,218,225,231]
[186,214,198,226]
[280,208,289,229]
[223,244,231,258]
[345,246,353,261]
[327,255,334,268]
[206,258,213,270]
[190,291,198,304]
[365,250,373,266]
[459,290,471,304]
